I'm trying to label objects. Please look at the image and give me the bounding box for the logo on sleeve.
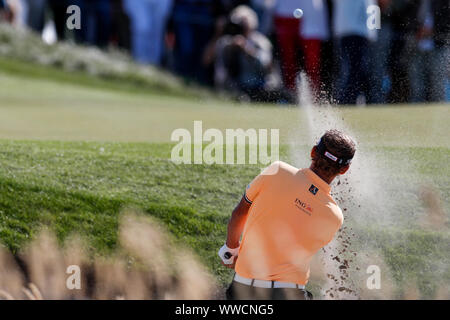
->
[309,184,319,195]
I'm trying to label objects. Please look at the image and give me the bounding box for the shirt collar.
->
[303,168,331,194]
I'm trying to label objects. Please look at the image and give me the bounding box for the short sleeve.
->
[244,162,281,204]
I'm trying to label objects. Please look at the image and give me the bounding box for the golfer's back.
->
[236,161,343,285]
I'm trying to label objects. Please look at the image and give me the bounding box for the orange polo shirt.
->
[235,161,343,285]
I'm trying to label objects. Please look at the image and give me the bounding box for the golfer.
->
[218,129,356,300]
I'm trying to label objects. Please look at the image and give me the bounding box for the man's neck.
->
[309,165,335,185]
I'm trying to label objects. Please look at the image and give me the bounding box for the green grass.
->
[0,62,448,147]
[0,140,448,298]
[0,141,259,284]
[0,23,209,99]
[0,55,448,299]
[0,57,199,99]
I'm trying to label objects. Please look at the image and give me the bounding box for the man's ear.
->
[339,164,350,175]
[311,146,317,159]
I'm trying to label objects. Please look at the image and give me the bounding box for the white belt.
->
[234,274,305,290]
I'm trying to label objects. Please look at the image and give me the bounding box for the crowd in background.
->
[1,0,449,105]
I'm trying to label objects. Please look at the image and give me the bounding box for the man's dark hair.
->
[313,130,356,175]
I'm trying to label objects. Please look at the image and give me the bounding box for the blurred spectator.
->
[250,0,275,36]
[273,0,300,92]
[385,0,421,104]
[24,0,46,32]
[215,6,270,89]
[110,0,131,50]
[0,0,11,23]
[366,0,392,104]
[0,0,446,105]
[47,0,68,41]
[409,0,449,103]
[273,0,328,95]
[4,0,26,26]
[320,0,335,102]
[432,0,450,102]
[170,0,218,83]
[73,0,112,48]
[219,0,251,14]
[210,5,291,102]
[297,0,329,95]
[432,0,450,58]
[202,16,228,78]
[124,0,173,65]
[333,0,376,105]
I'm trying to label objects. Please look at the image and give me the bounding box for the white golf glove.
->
[218,243,240,265]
